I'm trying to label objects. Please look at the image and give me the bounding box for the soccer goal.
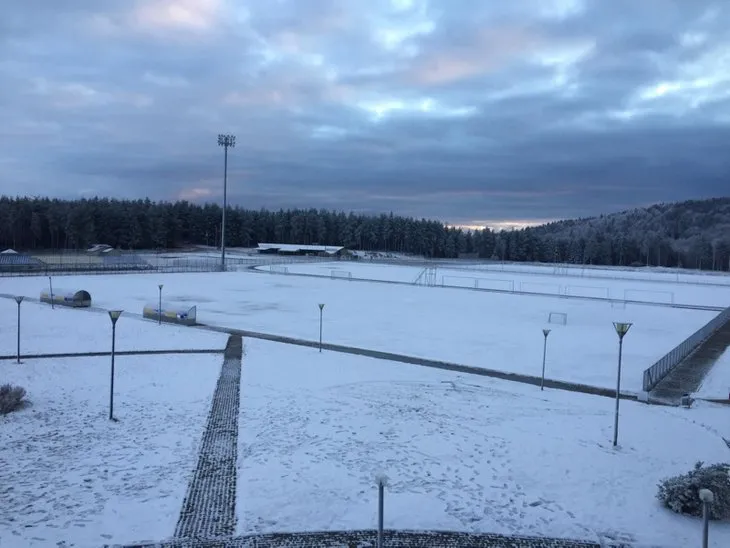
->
[331,269,352,280]
[548,312,568,325]
[269,265,289,274]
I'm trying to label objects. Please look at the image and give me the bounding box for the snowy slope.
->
[697,348,730,400]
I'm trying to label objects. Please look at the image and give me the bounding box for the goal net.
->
[548,312,568,325]
[331,270,352,280]
[269,265,289,274]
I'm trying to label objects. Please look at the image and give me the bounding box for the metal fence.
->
[642,305,730,392]
[0,254,315,277]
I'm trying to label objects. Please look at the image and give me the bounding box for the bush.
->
[0,383,27,415]
[657,461,730,520]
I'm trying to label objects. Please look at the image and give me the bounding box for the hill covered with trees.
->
[0,196,728,270]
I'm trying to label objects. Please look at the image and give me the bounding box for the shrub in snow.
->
[0,383,27,415]
[657,461,730,520]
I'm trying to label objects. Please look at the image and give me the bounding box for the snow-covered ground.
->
[238,339,730,548]
[460,261,730,285]
[0,353,221,547]
[697,348,730,400]
[273,261,730,307]
[0,272,718,391]
[0,298,228,356]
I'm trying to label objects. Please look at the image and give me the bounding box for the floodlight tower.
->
[217,133,236,271]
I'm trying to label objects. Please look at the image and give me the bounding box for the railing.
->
[0,254,325,277]
[642,305,730,392]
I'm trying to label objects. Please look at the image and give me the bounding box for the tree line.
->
[0,196,728,270]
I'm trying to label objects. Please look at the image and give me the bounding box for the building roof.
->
[1,248,18,254]
[0,254,46,266]
[257,243,345,254]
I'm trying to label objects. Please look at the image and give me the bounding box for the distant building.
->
[87,244,114,254]
[256,243,352,258]
[0,252,46,272]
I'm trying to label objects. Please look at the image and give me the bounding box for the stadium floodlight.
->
[540,328,551,391]
[14,296,24,363]
[108,310,123,421]
[612,322,632,447]
[217,134,236,272]
[318,303,325,352]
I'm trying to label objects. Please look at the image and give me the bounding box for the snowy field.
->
[0,298,228,356]
[0,271,719,392]
[238,339,730,548]
[461,261,730,285]
[272,261,730,307]
[0,353,222,547]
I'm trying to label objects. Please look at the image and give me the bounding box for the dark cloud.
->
[1,0,729,227]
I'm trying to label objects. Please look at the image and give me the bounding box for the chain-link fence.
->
[0,251,326,277]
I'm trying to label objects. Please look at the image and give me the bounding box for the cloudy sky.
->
[1,0,729,228]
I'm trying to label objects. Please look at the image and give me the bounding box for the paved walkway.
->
[174,335,243,540]
[650,317,730,404]
[114,529,632,547]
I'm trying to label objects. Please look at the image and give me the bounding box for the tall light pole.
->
[318,303,325,352]
[158,284,164,325]
[612,321,632,447]
[217,133,236,271]
[108,310,123,421]
[14,296,24,363]
[540,328,551,390]
[48,276,54,309]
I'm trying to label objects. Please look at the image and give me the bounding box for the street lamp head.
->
[108,310,123,324]
[542,328,551,337]
[14,296,24,304]
[217,134,236,148]
[699,488,715,503]
[318,303,325,310]
[158,284,164,290]
[613,322,632,338]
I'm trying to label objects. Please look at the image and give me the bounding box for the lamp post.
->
[318,303,325,352]
[158,284,164,325]
[375,474,388,548]
[612,321,632,447]
[14,296,24,363]
[540,328,551,391]
[108,310,123,421]
[48,276,54,309]
[699,488,714,548]
[217,133,236,271]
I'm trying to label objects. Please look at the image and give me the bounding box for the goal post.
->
[548,312,568,325]
[330,270,352,280]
